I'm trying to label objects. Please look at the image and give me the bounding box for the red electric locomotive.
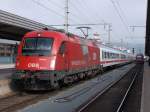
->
[12,29,101,90]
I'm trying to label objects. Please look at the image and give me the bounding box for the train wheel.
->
[58,79,64,89]
[11,79,25,92]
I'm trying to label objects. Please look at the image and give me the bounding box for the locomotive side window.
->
[59,42,66,54]
[81,45,88,55]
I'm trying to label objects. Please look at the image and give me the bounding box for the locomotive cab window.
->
[22,37,53,56]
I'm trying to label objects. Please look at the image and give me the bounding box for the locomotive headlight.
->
[37,32,41,37]
[50,60,55,69]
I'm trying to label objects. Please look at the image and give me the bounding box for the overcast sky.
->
[0,0,147,53]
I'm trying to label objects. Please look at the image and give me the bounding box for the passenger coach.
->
[99,44,134,67]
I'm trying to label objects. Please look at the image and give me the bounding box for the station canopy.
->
[0,9,55,41]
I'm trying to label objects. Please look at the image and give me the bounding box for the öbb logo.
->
[28,63,39,68]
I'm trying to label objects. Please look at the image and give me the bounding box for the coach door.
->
[58,42,68,71]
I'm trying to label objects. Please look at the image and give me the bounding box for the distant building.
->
[0,43,18,63]
[0,43,13,56]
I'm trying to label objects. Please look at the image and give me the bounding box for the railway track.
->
[0,92,49,112]
[117,64,143,112]
[77,64,143,112]
[0,89,67,112]
[116,67,139,112]
[0,94,39,112]
[0,64,136,112]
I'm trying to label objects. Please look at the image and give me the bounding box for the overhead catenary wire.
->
[31,0,64,18]
[109,0,131,35]
[69,0,93,23]
[31,0,79,24]
[79,0,103,24]
[77,0,109,35]
[46,0,84,24]
[115,0,129,25]
[49,23,109,27]
[69,13,89,23]
[32,0,106,27]
[31,0,110,37]
[81,0,104,23]
[46,0,95,24]
[70,0,110,38]
[47,0,64,9]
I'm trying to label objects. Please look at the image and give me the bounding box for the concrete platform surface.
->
[20,64,135,112]
[0,64,15,69]
[141,63,150,112]
[0,67,15,97]
[0,68,15,80]
[0,63,15,80]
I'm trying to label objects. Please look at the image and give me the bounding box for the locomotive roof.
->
[23,30,98,47]
[136,53,144,56]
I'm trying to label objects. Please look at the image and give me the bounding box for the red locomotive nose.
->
[16,56,56,71]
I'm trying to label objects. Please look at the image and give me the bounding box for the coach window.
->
[107,52,109,59]
[104,51,106,59]
[112,53,114,58]
[102,51,105,59]
[105,52,107,58]
[112,53,114,59]
[110,53,111,58]
[109,52,110,58]
[108,52,110,58]
[106,52,108,59]
[104,52,107,59]
[59,42,66,54]
[110,53,112,59]
[115,54,117,58]
[102,51,104,59]
[105,52,106,59]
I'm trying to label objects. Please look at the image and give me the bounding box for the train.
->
[12,29,135,90]
[136,53,144,64]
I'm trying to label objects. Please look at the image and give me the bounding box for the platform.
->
[0,65,15,97]
[141,63,150,112]
[0,63,14,69]
[0,64,15,80]
[0,68,15,80]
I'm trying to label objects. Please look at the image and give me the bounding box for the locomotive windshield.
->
[22,37,53,56]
